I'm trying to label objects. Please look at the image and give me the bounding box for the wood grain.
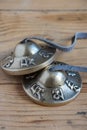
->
[0,84,87,130]
[0,0,87,10]
[0,0,87,130]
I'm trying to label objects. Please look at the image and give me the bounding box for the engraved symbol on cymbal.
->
[4,56,14,68]
[20,57,35,68]
[68,72,76,76]
[39,50,53,58]
[30,83,45,100]
[52,88,64,100]
[65,80,80,92]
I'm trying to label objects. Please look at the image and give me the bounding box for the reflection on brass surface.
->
[22,61,82,106]
[1,39,56,75]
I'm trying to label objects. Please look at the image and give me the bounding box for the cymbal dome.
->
[14,41,41,57]
[38,69,66,88]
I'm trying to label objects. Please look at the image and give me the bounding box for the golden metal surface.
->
[1,39,56,75]
[22,61,82,106]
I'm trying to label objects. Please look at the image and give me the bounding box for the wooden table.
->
[0,0,87,130]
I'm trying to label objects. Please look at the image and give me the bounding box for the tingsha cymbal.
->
[22,61,82,106]
[1,39,56,75]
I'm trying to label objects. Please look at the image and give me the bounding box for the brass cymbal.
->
[22,61,82,106]
[1,39,56,75]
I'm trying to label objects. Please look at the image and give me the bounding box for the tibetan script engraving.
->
[39,50,53,58]
[68,72,76,77]
[30,83,44,100]
[65,80,80,92]
[4,56,14,68]
[52,88,64,100]
[20,57,35,68]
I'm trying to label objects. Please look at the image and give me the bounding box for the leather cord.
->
[25,32,87,52]
[50,64,87,72]
[21,32,87,73]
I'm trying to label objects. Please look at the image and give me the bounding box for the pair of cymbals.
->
[1,38,82,106]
